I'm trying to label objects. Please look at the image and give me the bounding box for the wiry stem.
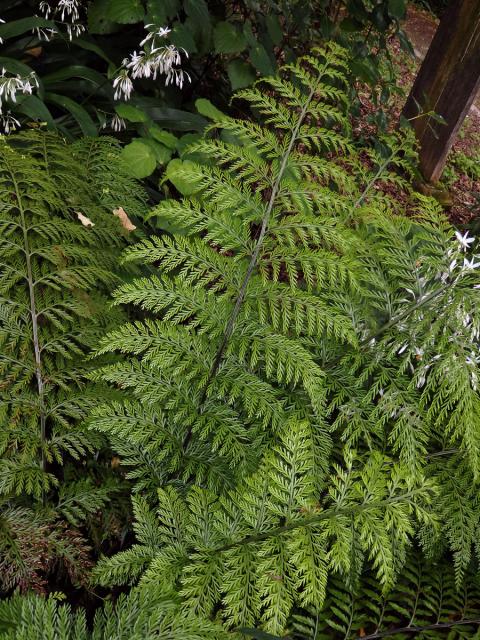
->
[206,81,319,384]
[181,69,323,452]
[215,489,420,552]
[10,169,47,480]
[357,618,480,639]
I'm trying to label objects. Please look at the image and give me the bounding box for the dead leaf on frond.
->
[113,207,136,232]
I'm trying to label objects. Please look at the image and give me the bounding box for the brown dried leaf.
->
[76,211,95,227]
[113,207,136,232]
[26,46,43,58]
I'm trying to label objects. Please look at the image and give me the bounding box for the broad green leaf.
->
[45,93,98,137]
[88,0,119,34]
[147,0,180,22]
[350,59,379,85]
[148,125,178,149]
[266,15,283,46]
[0,17,55,40]
[184,0,210,31]
[227,60,256,90]
[243,21,256,47]
[141,138,172,165]
[16,95,55,129]
[213,22,247,54]
[121,140,157,178]
[74,38,115,65]
[165,158,202,195]
[106,0,145,23]
[42,65,107,88]
[130,99,207,131]
[170,22,197,53]
[115,104,149,123]
[388,0,407,19]
[195,98,227,121]
[249,43,276,76]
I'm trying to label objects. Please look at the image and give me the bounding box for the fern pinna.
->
[291,552,480,639]
[91,45,480,633]
[0,132,145,592]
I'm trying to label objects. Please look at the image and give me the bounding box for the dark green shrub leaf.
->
[141,138,172,164]
[16,95,55,128]
[106,0,145,24]
[213,21,247,54]
[0,17,55,40]
[88,0,119,34]
[266,15,283,46]
[249,43,276,76]
[176,132,203,157]
[388,0,407,19]
[171,22,198,53]
[45,93,98,136]
[227,60,256,90]
[184,0,210,32]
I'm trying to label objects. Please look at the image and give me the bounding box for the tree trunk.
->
[402,0,480,183]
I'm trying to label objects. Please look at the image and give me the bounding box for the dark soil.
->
[400,4,480,225]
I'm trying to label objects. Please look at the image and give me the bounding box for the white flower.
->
[462,257,480,270]
[110,114,126,132]
[39,1,52,17]
[37,0,84,41]
[113,26,189,100]
[113,69,134,100]
[58,0,80,22]
[33,21,58,41]
[455,230,475,251]
[0,111,21,134]
[0,70,39,113]
[166,67,190,89]
[140,25,171,47]
[66,22,85,40]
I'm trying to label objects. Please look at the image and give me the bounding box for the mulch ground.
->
[352,3,480,226]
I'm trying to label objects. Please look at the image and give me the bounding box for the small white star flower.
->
[455,230,475,251]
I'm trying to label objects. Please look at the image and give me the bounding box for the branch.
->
[357,618,480,639]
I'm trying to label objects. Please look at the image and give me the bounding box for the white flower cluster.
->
[0,69,39,133]
[112,25,190,101]
[0,68,39,133]
[0,112,21,134]
[0,68,39,112]
[36,0,85,41]
[102,114,127,132]
[393,230,480,391]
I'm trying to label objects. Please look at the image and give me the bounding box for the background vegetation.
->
[1,1,480,639]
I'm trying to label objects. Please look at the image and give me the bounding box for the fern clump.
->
[292,552,480,639]
[0,132,146,591]
[0,587,230,640]
[90,45,480,633]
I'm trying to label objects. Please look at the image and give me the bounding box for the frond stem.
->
[216,489,421,552]
[357,618,480,639]
[10,167,48,483]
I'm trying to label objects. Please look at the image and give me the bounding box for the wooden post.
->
[403,0,480,183]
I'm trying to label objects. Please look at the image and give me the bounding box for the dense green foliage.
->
[83,45,480,634]
[0,0,410,175]
[1,16,480,640]
[0,131,146,592]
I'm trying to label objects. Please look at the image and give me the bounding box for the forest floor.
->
[400,4,480,225]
